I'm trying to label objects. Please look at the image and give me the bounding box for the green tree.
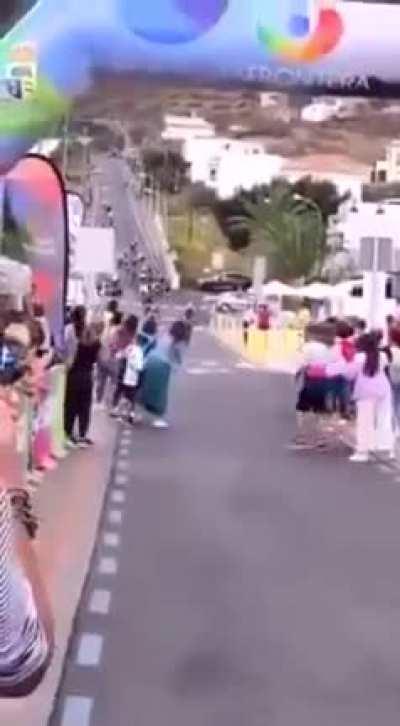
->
[209,176,348,256]
[292,175,350,225]
[211,184,270,251]
[243,184,326,282]
[142,148,189,194]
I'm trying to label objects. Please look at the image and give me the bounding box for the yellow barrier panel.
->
[247,329,267,364]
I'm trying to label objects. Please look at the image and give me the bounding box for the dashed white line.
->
[88,589,112,615]
[98,556,118,575]
[108,509,123,525]
[235,361,258,370]
[103,531,121,548]
[111,490,126,504]
[61,696,93,726]
[76,633,103,667]
[114,473,128,486]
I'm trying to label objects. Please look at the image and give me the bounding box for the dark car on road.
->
[197,272,252,294]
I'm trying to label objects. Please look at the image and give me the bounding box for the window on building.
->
[350,285,363,298]
[378,170,387,182]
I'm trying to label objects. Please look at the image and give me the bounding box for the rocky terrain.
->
[73,78,400,171]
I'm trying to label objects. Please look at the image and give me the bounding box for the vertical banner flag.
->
[4,154,69,348]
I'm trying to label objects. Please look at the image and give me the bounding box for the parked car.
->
[198,272,252,293]
[214,291,254,314]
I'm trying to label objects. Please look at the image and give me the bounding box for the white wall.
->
[337,202,400,253]
[73,227,116,276]
[183,137,283,199]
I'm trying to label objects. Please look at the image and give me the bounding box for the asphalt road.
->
[51,330,400,726]
[99,156,162,275]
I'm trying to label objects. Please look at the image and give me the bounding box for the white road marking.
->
[187,367,230,375]
[108,509,123,525]
[111,489,126,504]
[235,361,258,370]
[98,556,118,575]
[76,634,104,667]
[114,474,128,486]
[200,360,219,367]
[61,696,93,726]
[116,459,129,470]
[88,589,112,615]
[103,531,121,548]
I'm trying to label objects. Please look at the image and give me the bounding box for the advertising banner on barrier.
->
[4,154,69,349]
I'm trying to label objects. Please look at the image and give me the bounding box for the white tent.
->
[262,280,296,297]
[298,282,337,300]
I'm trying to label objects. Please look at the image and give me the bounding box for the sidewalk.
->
[0,413,117,726]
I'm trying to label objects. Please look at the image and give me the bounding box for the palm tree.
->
[242,184,326,282]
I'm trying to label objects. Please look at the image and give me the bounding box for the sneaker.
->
[128,412,143,426]
[349,453,369,463]
[374,449,396,461]
[77,439,90,449]
[65,437,78,450]
[152,419,169,429]
[286,439,313,450]
[27,470,43,487]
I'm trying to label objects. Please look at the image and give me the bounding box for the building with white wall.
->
[182,136,283,199]
[371,140,400,183]
[335,199,400,257]
[161,114,215,143]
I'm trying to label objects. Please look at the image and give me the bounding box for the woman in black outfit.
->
[64,322,102,447]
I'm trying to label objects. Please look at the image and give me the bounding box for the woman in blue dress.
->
[138,320,187,428]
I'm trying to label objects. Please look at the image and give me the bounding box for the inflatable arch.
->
[0,0,400,172]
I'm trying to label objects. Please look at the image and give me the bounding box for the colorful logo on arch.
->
[258,4,344,63]
[123,0,228,45]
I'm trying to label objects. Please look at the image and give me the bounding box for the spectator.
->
[257,304,270,331]
[103,299,119,331]
[138,320,187,429]
[64,305,86,367]
[120,329,145,424]
[389,326,400,436]
[33,303,51,354]
[96,310,123,408]
[110,315,139,416]
[348,332,394,463]
[330,321,355,419]
[138,317,158,359]
[64,322,102,448]
[293,322,336,449]
[182,305,195,345]
[354,319,367,343]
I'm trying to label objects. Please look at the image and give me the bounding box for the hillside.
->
[73,78,400,170]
